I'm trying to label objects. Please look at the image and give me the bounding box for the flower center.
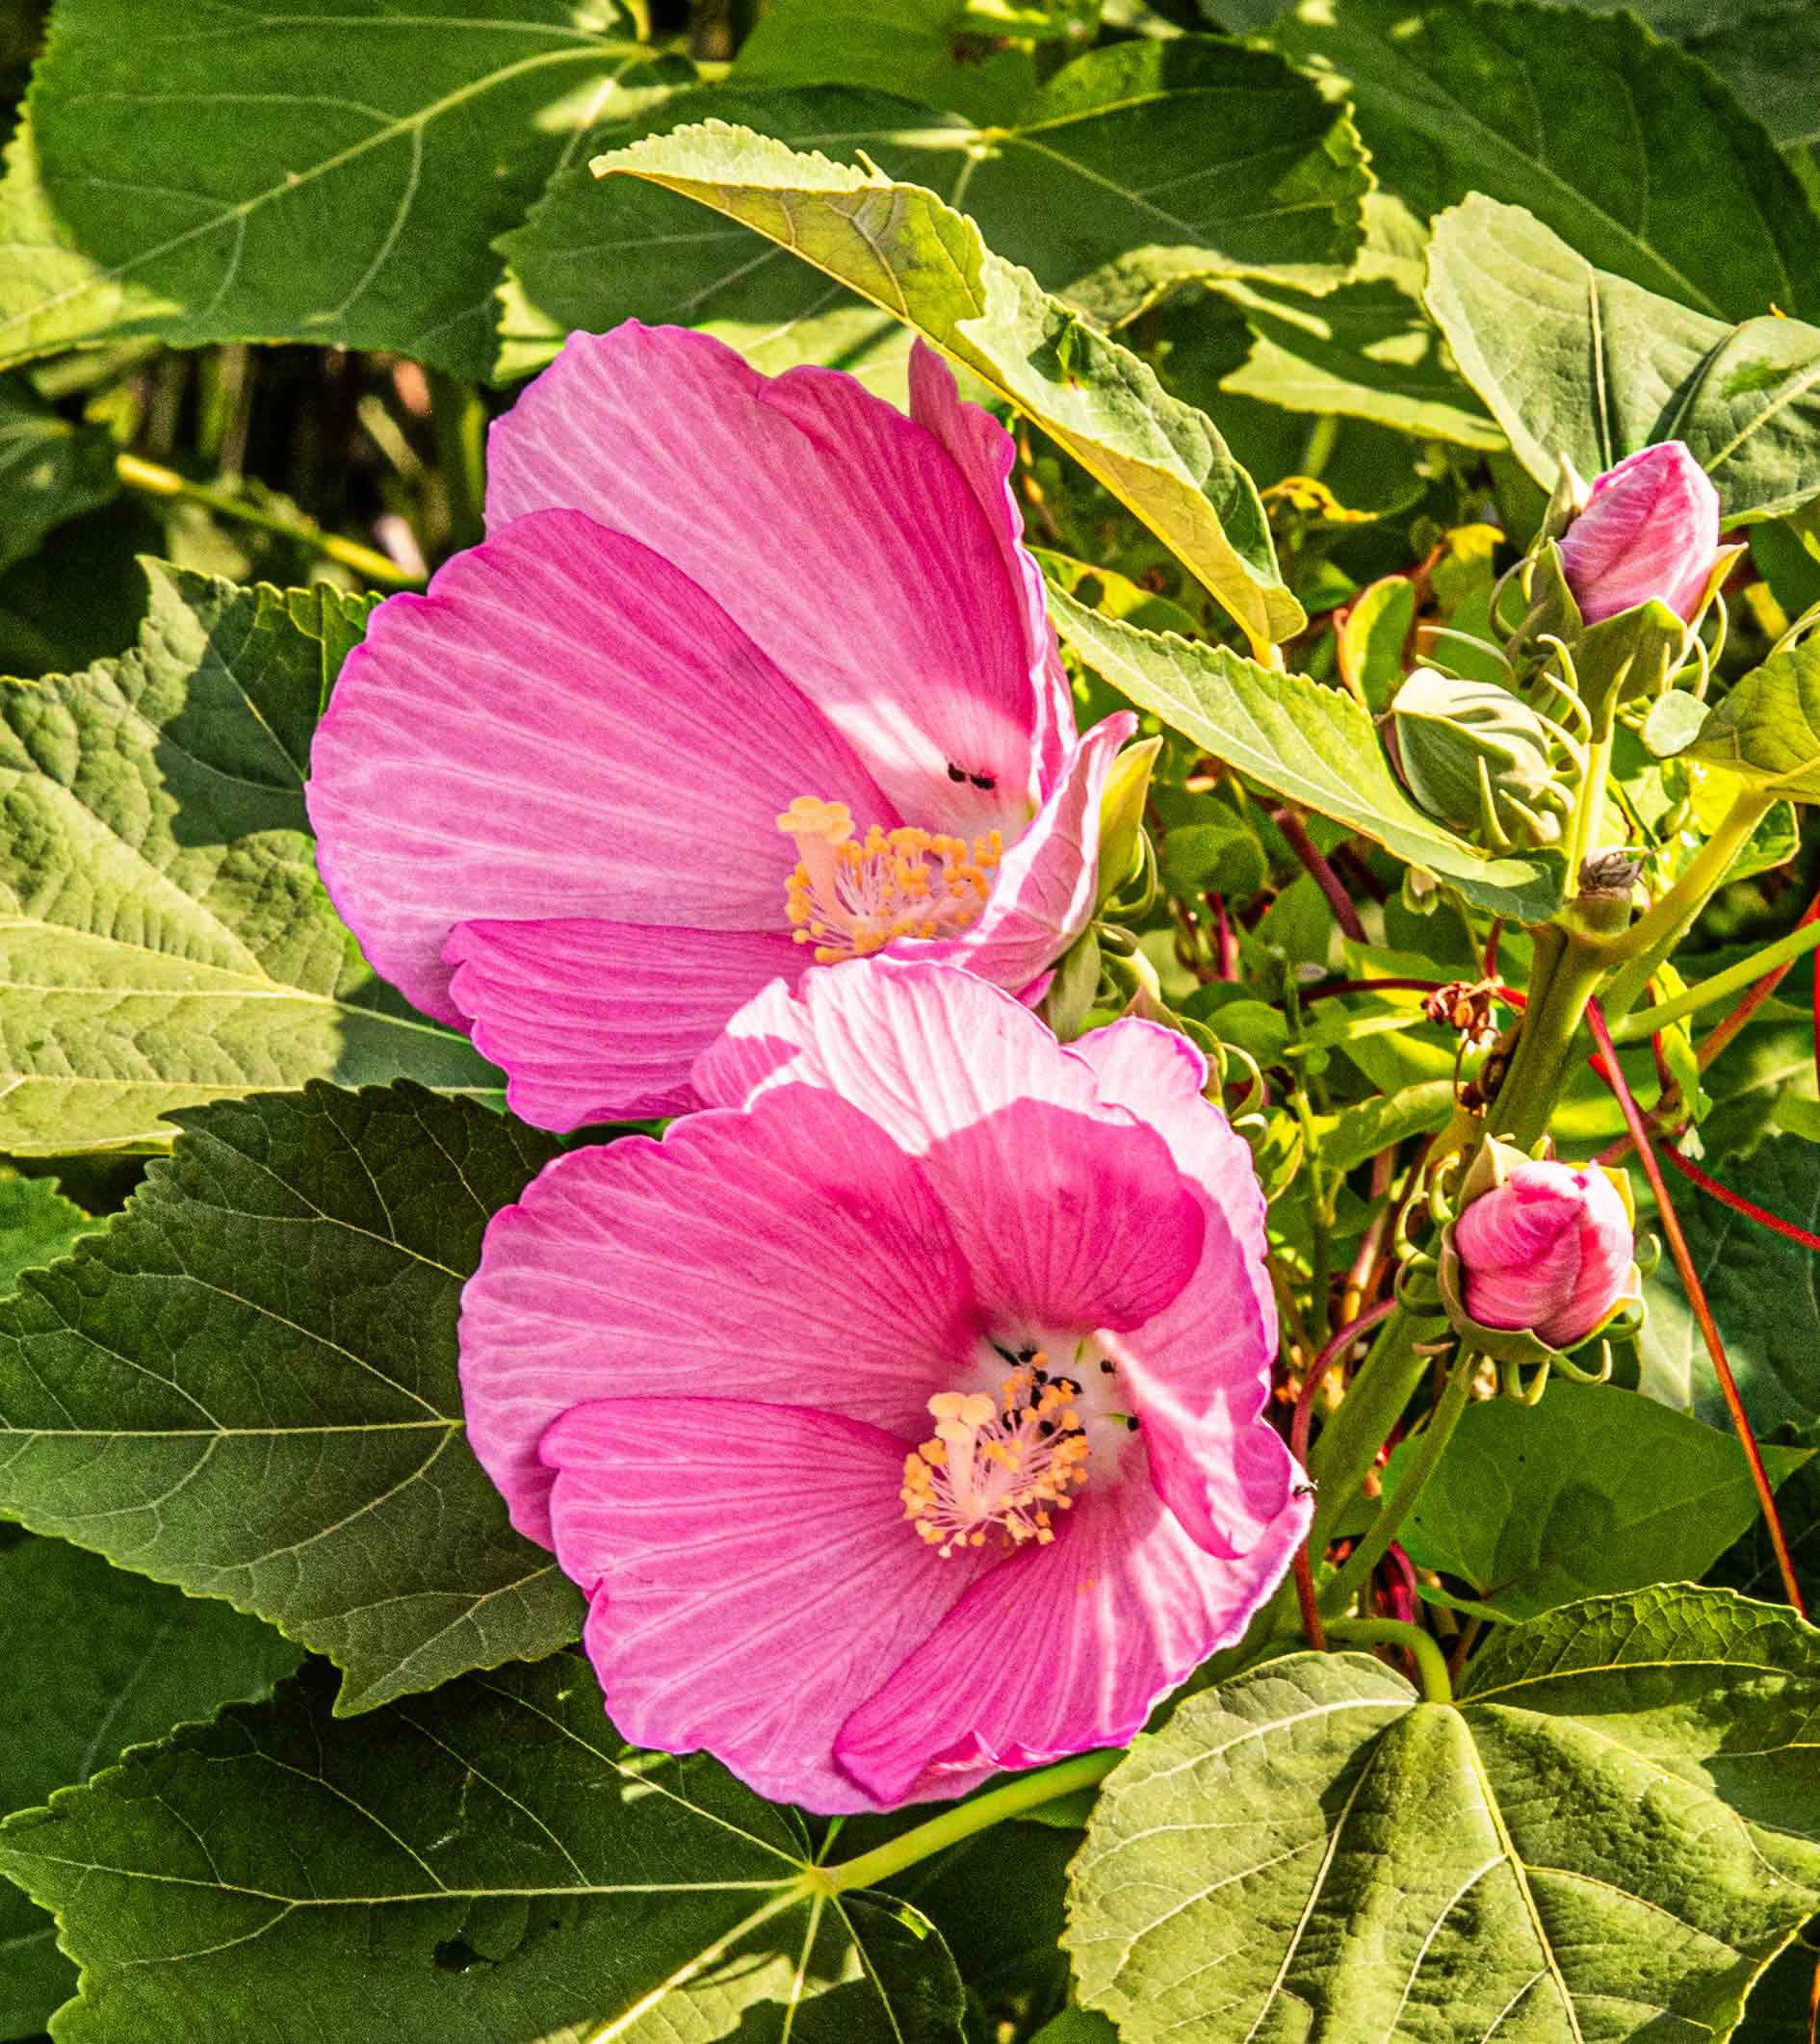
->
[777,795,1002,965]
[900,1353,1093,1558]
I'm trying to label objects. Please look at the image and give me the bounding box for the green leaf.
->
[590,117,1304,650]
[1271,0,1820,322]
[729,0,1042,123]
[1426,195,1820,519]
[0,1176,93,1296]
[1066,1586,1820,2041]
[1338,574,1419,713]
[0,560,501,1155]
[1215,273,1504,450]
[503,40,1365,383]
[1638,1134,1820,1434]
[1049,587,1565,918]
[0,1,663,380]
[1684,640,1820,800]
[0,1534,299,2039]
[1315,1079,1457,1177]
[1392,1380,1811,1619]
[0,374,118,576]
[0,1657,967,2044]
[0,1080,583,1714]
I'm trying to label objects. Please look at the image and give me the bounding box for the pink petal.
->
[833,1472,1311,1807]
[1559,441,1721,625]
[1070,1021,1291,1558]
[306,507,890,1027]
[445,920,803,1127]
[906,339,1074,789]
[922,1097,1203,1334]
[1550,1170,1636,1348]
[694,956,1115,1135]
[484,323,1058,832]
[458,1086,976,1546]
[927,715,1136,993]
[543,1397,989,1812]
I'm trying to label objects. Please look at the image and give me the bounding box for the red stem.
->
[1585,998,1806,1615]
[1289,1298,1399,1648]
[1274,808,1367,943]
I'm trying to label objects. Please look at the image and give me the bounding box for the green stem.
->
[1318,1347,1476,1618]
[1603,787,1776,1017]
[1305,1302,1443,1561]
[819,1750,1120,1894]
[1324,1618,1453,1705]
[116,452,422,588]
[1607,917,1820,1045]
[1562,710,1617,882]
[1491,926,1611,1148]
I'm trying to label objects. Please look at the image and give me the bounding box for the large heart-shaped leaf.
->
[0,559,500,1155]
[0,1535,299,2038]
[0,1080,583,1714]
[501,40,1365,379]
[0,0,664,378]
[1392,1380,1811,1619]
[1066,1587,1820,2040]
[0,1656,967,2044]
[1271,0,1820,322]
[1049,586,1564,919]
[1684,640,1820,799]
[1426,195,1820,519]
[590,119,1302,652]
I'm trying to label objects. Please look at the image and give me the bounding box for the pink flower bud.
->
[1452,1158,1635,1350]
[1558,442,1721,626]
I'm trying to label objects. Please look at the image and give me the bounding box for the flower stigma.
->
[777,795,1002,963]
[900,1343,1138,1558]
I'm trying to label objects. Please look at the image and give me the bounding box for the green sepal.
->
[1094,736,1160,912]
[1387,668,1568,847]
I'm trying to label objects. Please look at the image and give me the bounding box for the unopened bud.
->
[1558,443,1721,627]
[1453,1157,1638,1351]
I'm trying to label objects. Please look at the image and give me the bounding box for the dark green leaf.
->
[591,116,1302,649]
[1426,195,1820,519]
[0,1,663,378]
[1639,1134,1820,1433]
[1050,586,1566,918]
[0,375,118,576]
[0,1534,299,2039]
[1066,1587,1820,2040]
[0,1657,967,2044]
[502,36,1365,377]
[1272,0,1820,321]
[0,560,499,1155]
[0,1176,93,1296]
[1393,1380,1811,1619]
[0,1080,583,1713]
[1316,1079,1457,1177]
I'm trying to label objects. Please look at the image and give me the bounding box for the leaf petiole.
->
[1323,1617,1454,1704]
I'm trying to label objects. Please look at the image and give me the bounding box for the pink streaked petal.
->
[458,1086,976,1546]
[544,1398,989,1813]
[906,340,1073,788]
[445,919,803,1128]
[923,1098,1203,1333]
[306,507,888,1026]
[731,958,1122,1147]
[689,975,815,1113]
[484,323,1053,830]
[834,1473,1311,1807]
[925,715,1137,994]
[1068,1018,1287,1557]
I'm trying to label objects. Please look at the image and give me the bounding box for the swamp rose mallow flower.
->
[1453,1156,1638,1351]
[305,322,1133,1128]
[457,959,1311,1811]
[1558,442,1721,626]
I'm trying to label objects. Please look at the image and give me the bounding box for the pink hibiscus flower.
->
[305,323,1134,1127]
[458,960,1310,1812]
